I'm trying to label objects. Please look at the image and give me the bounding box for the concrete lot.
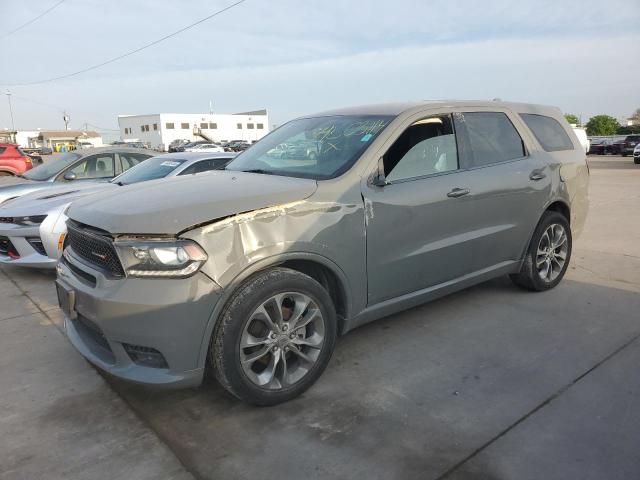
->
[1,155,639,479]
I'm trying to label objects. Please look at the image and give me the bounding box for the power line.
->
[0,0,66,39]
[2,0,246,87]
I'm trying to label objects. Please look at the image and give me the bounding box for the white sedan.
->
[0,152,235,268]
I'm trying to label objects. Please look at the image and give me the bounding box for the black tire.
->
[622,153,628,157]
[510,211,572,292]
[210,267,337,406]
[634,157,640,165]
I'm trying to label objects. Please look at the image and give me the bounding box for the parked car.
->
[588,138,616,155]
[0,152,236,268]
[633,143,640,164]
[56,101,589,405]
[571,127,589,154]
[0,144,34,176]
[184,143,225,153]
[0,147,155,205]
[175,141,209,152]
[168,139,190,152]
[619,135,640,157]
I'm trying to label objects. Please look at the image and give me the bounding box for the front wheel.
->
[210,268,337,405]
[634,157,640,165]
[510,211,572,291]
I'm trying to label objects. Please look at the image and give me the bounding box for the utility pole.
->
[209,100,213,115]
[63,111,70,131]
[5,90,15,131]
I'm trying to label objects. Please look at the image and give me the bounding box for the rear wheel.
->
[210,267,337,405]
[510,211,572,291]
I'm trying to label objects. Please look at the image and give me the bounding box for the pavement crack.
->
[434,330,640,480]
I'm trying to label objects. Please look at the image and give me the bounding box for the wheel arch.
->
[197,252,353,370]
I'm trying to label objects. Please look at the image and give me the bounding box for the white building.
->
[117,109,270,151]
[1,130,103,149]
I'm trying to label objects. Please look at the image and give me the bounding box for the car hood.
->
[0,182,115,217]
[68,170,318,235]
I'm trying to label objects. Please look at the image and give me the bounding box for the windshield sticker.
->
[160,161,180,167]
[360,133,373,142]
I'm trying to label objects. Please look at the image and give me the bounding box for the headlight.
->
[14,215,47,226]
[114,239,207,278]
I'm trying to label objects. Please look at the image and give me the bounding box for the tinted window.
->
[0,147,5,154]
[120,153,151,171]
[455,112,525,167]
[520,114,573,152]
[178,158,229,175]
[66,154,115,179]
[113,156,187,185]
[384,116,458,182]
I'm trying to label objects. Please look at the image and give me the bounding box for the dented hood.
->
[67,170,318,234]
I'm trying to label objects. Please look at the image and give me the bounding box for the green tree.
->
[564,114,580,125]
[586,115,620,136]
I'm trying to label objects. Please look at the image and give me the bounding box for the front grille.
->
[26,237,46,256]
[66,221,124,277]
[0,217,13,223]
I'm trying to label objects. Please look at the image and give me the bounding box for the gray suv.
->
[56,101,589,405]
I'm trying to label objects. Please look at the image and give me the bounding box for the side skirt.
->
[344,260,519,333]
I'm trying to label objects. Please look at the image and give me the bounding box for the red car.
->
[0,144,33,176]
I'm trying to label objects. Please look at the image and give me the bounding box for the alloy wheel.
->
[536,223,568,282]
[239,292,325,390]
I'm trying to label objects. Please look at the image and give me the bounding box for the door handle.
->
[447,187,470,198]
[529,169,546,181]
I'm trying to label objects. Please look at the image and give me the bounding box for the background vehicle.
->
[620,135,640,156]
[184,143,224,152]
[57,101,588,405]
[588,138,617,155]
[168,139,190,152]
[0,152,236,268]
[634,144,640,164]
[0,144,33,176]
[572,127,589,154]
[0,147,155,205]
[175,140,209,152]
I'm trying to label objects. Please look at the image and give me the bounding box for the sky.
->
[1,0,639,137]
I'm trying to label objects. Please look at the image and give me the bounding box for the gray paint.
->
[57,100,589,387]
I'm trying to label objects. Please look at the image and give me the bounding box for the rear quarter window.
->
[520,114,574,152]
[0,147,6,154]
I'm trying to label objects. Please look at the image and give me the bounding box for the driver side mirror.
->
[63,172,77,181]
[371,157,388,187]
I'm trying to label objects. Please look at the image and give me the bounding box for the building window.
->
[153,123,158,131]
[166,123,174,129]
[209,122,217,129]
[200,122,208,129]
[237,123,243,129]
[181,123,189,129]
[140,126,145,132]
[257,123,264,129]
[247,123,255,129]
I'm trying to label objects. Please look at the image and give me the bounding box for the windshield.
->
[22,152,81,181]
[226,115,393,180]
[112,156,186,185]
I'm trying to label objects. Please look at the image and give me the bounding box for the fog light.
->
[122,343,168,368]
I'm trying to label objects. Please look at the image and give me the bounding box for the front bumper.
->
[0,221,58,268]
[56,251,222,388]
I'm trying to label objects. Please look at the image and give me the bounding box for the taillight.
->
[24,157,32,165]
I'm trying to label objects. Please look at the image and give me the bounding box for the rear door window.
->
[119,153,151,171]
[520,114,574,152]
[454,112,526,167]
